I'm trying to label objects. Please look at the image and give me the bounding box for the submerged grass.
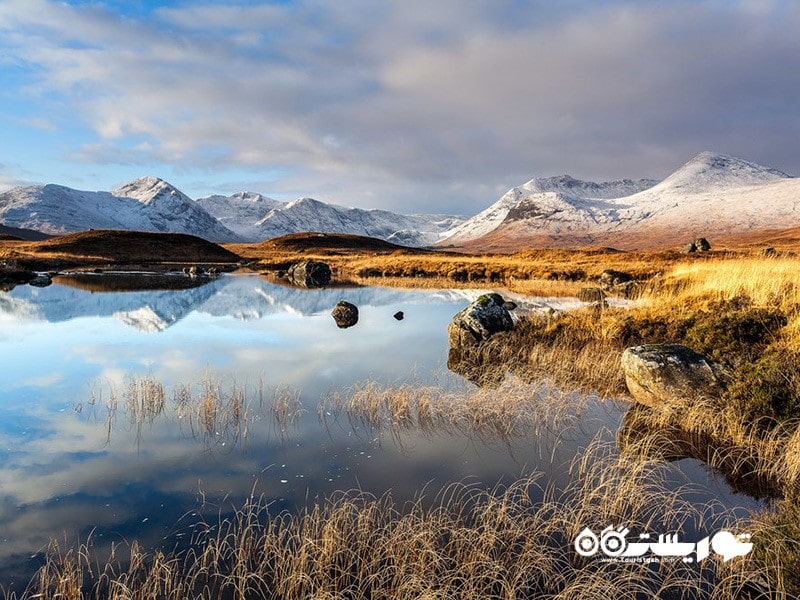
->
[87,374,304,448]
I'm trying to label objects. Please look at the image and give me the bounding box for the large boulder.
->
[621,344,728,408]
[331,301,359,328]
[288,260,331,288]
[448,293,513,348]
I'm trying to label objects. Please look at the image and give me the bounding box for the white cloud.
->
[0,1,799,214]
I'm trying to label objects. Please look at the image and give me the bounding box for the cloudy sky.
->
[1,0,798,215]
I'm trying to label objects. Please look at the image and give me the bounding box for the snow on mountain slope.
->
[0,178,240,242]
[442,152,797,249]
[195,192,282,240]
[441,175,656,244]
[0,177,460,247]
[0,184,136,234]
[250,197,464,246]
[111,177,241,241]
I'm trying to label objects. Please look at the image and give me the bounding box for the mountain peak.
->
[112,176,184,204]
[658,152,792,192]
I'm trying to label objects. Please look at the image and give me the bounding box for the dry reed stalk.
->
[17,437,787,599]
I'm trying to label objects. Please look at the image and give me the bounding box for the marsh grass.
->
[10,438,778,600]
[88,374,304,449]
[318,373,600,451]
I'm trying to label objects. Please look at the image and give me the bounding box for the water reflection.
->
[0,276,764,590]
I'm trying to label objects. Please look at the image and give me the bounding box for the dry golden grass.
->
[11,438,783,599]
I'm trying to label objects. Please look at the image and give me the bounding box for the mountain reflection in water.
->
[0,275,763,590]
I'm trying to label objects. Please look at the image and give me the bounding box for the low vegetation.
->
[4,231,800,596]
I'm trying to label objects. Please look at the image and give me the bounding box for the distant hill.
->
[440,152,799,250]
[0,224,52,241]
[11,230,241,264]
[257,232,416,253]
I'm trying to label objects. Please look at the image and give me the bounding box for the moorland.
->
[1,227,800,598]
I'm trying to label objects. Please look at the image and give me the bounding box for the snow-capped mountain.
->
[195,192,464,245]
[0,177,463,247]
[246,197,463,246]
[195,192,283,240]
[0,177,240,242]
[441,152,798,249]
[441,175,657,245]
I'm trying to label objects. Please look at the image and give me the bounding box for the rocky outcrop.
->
[682,237,712,253]
[288,260,331,288]
[447,293,513,348]
[331,301,359,328]
[621,343,729,408]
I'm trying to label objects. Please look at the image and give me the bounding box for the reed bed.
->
[87,374,304,449]
[319,374,598,448]
[8,438,780,600]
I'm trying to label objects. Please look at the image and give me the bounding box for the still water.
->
[0,274,760,588]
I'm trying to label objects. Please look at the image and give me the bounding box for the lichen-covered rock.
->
[289,260,331,288]
[621,344,728,408]
[695,237,711,252]
[331,300,359,328]
[447,293,513,348]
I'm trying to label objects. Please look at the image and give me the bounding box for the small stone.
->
[332,301,359,328]
[393,311,404,321]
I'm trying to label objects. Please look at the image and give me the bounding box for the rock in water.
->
[448,293,513,348]
[393,311,404,321]
[28,274,53,287]
[332,301,359,328]
[621,344,728,408]
[289,260,331,287]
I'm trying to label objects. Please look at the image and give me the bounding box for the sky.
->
[1,0,799,216]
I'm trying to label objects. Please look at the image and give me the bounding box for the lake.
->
[0,274,762,590]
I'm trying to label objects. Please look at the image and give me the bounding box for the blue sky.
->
[1,0,799,215]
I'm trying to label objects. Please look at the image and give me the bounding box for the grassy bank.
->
[5,369,798,598]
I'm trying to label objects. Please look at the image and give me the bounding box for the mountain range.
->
[443,152,799,250]
[0,178,463,246]
[0,151,797,250]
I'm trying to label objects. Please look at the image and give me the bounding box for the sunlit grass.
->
[10,438,784,599]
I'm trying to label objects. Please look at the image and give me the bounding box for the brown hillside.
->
[0,224,51,241]
[0,229,241,265]
[253,232,415,253]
